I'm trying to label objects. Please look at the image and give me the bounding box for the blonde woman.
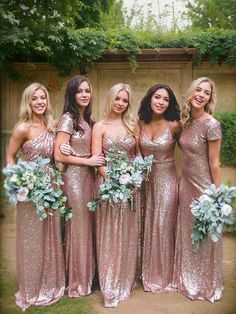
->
[6,83,65,311]
[173,77,222,302]
[92,83,140,307]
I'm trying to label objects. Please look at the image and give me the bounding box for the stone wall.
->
[1,59,235,183]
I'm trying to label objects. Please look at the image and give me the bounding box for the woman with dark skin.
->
[137,83,181,293]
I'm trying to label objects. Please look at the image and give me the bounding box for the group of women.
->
[6,75,222,311]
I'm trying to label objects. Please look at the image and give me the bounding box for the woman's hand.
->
[60,142,75,156]
[87,154,105,167]
[132,187,138,195]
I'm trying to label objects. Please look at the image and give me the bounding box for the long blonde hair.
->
[181,77,216,126]
[104,83,134,135]
[19,82,55,132]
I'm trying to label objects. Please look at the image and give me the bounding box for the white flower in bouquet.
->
[3,158,72,221]
[191,184,236,253]
[87,147,153,212]
[198,194,213,203]
[221,204,232,216]
[131,172,143,188]
[17,187,29,202]
[119,174,132,185]
[27,182,34,190]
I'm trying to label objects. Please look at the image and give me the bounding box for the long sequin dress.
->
[139,126,178,293]
[57,113,95,297]
[16,130,65,312]
[96,135,139,308]
[173,118,223,302]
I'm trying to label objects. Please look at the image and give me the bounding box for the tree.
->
[0,0,113,76]
[186,0,236,29]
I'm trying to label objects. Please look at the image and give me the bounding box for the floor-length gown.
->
[173,118,223,302]
[96,135,139,307]
[57,113,95,297]
[140,126,178,292]
[16,130,65,311]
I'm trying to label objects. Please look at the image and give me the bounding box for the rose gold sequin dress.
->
[57,113,95,297]
[96,135,139,308]
[139,126,178,293]
[16,130,65,312]
[173,118,223,302]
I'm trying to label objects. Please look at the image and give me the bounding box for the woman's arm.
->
[54,131,105,167]
[6,124,27,165]
[169,120,182,140]
[92,122,107,178]
[208,139,221,186]
[134,120,142,157]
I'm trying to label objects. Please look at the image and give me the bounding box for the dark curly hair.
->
[63,75,94,133]
[138,84,180,124]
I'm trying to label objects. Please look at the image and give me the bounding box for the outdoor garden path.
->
[1,208,236,314]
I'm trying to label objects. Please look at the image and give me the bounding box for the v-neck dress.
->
[139,126,178,292]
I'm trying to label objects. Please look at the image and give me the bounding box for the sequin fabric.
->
[16,130,65,311]
[139,126,178,293]
[96,135,139,308]
[173,118,223,302]
[57,113,95,297]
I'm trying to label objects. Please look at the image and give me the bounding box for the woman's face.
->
[191,81,211,110]
[30,88,47,115]
[75,80,91,108]
[111,90,129,115]
[150,88,169,116]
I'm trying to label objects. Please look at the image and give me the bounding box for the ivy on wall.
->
[1,28,236,77]
[215,110,236,167]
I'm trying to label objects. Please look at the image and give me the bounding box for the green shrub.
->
[215,110,236,167]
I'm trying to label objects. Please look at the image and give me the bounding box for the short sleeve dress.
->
[173,118,223,302]
[57,113,95,297]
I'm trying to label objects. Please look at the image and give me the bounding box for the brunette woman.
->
[138,83,181,293]
[54,75,104,297]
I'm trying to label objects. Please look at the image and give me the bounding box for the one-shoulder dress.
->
[139,126,178,292]
[96,135,139,307]
[57,113,95,297]
[173,118,223,302]
[16,130,65,311]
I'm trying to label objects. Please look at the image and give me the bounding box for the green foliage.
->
[186,0,236,30]
[0,0,236,76]
[215,110,236,167]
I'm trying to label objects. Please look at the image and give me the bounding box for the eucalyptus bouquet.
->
[87,147,153,211]
[3,157,72,220]
[191,184,236,253]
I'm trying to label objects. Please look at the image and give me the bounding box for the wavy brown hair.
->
[63,75,94,133]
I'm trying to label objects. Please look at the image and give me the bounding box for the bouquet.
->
[87,147,153,212]
[3,157,72,221]
[191,184,236,253]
